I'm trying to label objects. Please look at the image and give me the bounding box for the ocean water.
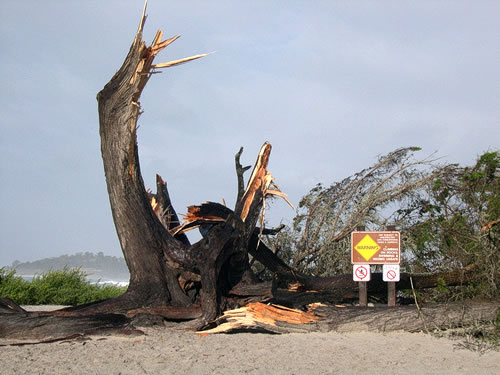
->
[19,275,129,287]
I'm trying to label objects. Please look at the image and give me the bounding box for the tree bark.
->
[94,8,277,327]
[3,298,496,339]
[0,298,138,341]
[96,21,187,310]
[200,301,499,334]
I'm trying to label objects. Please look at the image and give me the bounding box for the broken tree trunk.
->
[95,10,200,311]
[93,3,290,328]
[0,298,138,342]
[201,301,499,334]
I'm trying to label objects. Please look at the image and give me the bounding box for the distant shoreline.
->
[16,274,129,287]
[5,252,129,282]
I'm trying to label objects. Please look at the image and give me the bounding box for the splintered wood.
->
[239,143,272,222]
[199,302,320,334]
[152,53,213,69]
[239,143,293,222]
[171,202,232,235]
[129,6,211,95]
[168,143,292,237]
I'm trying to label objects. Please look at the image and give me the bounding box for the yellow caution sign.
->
[354,234,380,261]
[351,231,400,264]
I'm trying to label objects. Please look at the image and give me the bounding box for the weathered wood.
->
[199,301,499,334]
[95,4,262,325]
[292,268,477,297]
[153,174,190,246]
[229,268,479,309]
[316,301,499,333]
[0,333,86,347]
[235,147,251,204]
[0,312,135,340]
[96,9,193,308]
[235,143,273,223]
[0,298,27,314]
[0,298,197,341]
[248,235,300,281]
[359,281,367,306]
[126,305,202,321]
[172,202,233,235]
[387,281,396,307]
[228,143,276,291]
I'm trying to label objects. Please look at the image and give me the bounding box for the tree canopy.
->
[263,149,499,297]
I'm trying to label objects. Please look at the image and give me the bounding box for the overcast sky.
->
[1,1,498,267]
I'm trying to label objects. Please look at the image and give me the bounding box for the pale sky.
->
[1,1,499,267]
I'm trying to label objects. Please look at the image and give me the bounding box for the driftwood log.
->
[1,298,498,341]
[201,301,499,335]
[1,2,497,341]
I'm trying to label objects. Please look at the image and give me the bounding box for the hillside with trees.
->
[9,252,129,282]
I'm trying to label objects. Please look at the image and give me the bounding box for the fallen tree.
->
[1,297,498,341]
[200,300,500,334]
[1,2,498,341]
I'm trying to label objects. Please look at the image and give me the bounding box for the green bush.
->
[0,267,126,305]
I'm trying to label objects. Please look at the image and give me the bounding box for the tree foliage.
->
[267,147,439,275]
[264,149,499,297]
[400,151,499,296]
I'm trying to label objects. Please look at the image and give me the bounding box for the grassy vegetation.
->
[0,267,127,306]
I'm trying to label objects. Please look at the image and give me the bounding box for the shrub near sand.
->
[0,268,126,306]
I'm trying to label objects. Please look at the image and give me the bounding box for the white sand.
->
[1,324,498,374]
[21,305,70,311]
[1,307,498,374]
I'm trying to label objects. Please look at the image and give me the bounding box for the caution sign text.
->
[351,231,400,264]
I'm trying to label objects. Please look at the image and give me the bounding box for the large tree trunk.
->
[96,19,190,310]
[93,6,282,327]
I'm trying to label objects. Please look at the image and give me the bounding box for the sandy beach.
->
[1,306,498,375]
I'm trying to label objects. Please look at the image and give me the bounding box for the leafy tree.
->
[265,149,499,298]
[401,151,499,296]
[267,147,439,276]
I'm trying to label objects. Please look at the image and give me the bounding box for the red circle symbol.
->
[355,266,368,280]
[387,270,396,280]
